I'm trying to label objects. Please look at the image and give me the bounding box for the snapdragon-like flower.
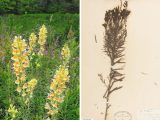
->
[38,24,47,55]
[45,44,70,117]
[29,32,37,53]
[61,44,70,62]
[46,65,69,116]
[8,104,18,119]
[22,78,37,99]
[26,79,37,94]
[11,36,29,92]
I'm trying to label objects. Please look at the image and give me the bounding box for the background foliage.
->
[0,0,79,14]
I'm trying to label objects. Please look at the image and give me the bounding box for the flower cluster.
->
[22,78,37,97]
[61,43,70,62]
[11,36,29,93]
[8,104,18,119]
[38,24,47,55]
[22,78,37,104]
[11,36,38,103]
[45,44,70,117]
[29,32,37,54]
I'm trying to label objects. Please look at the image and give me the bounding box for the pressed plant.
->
[98,1,130,120]
[45,43,70,119]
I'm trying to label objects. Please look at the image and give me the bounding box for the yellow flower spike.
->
[38,24,47,56]
[29,32,37,53]
[12,36,27,52]
[27,78,37,87]
[12,36,29,81]
[25,79,37,97]
[8,104,18,119]
[61,44,70,61]
[45,47,70,117]
[11,35,33,103]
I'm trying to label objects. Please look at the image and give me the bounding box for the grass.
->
[0,13,79,120]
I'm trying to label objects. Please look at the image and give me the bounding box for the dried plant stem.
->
[98,1,130,120]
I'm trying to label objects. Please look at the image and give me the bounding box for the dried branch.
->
[99,1,130,120]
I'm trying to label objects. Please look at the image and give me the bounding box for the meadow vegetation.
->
[0,13,79,120]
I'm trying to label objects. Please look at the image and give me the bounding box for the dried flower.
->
[38,25,47,55]
[99,1,130,120]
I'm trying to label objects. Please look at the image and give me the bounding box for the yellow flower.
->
[27,78,37,88]
[51,103,58,108]
[15,79,20,84]
[22,92,26,97]
[8,104,18,119]
[47,110,57,115]
[45,103,51,110]
[11,36,30,97]
[50,66,69,91]
[16,86,21,93]
[22,83,27,89]
[29,32,37,53]
[45,44,70,117]
[61,44,70,61]
[46,117,51,120]
[11,56,19,61]
[12,36,29,79]
[38,25,47,55]
[12,36,27,52]
[24,78,37,97]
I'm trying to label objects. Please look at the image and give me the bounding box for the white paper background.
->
[82,0,160,120]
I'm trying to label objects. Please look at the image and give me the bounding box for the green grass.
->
[0,13,79,120]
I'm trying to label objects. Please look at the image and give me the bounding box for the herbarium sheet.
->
[82,0,160,120]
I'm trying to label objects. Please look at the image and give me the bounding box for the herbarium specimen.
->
[98,1,130,120]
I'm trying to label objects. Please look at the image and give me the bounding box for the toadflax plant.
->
[11,36,30,94]
[98,1,130,120]
[45,44,70,120]
[38,24,47,56]
[10,24,47,119]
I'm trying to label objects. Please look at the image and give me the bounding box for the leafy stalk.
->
[98,1,130,120]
